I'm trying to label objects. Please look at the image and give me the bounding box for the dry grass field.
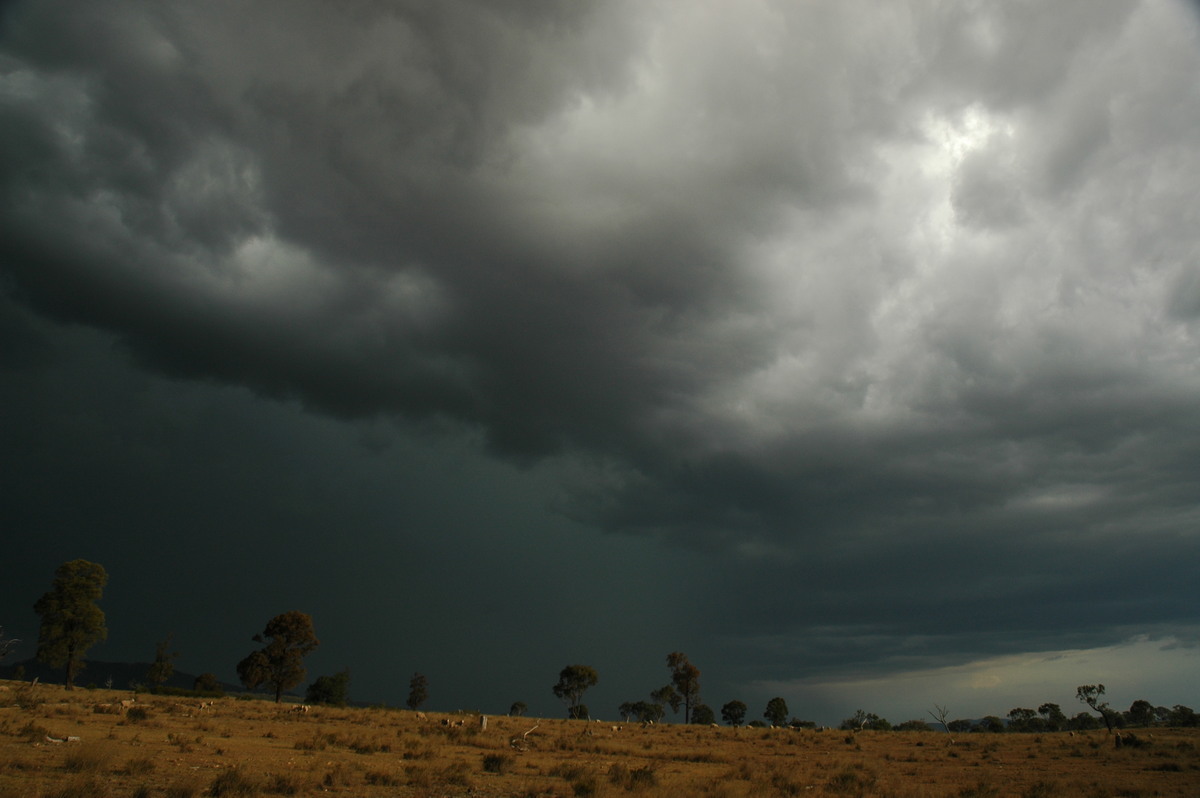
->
[1,680,1197,797]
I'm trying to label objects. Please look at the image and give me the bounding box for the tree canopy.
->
[552,664,598,719]
[33,559,108,689]
[236,611,320,703]
[407,672,429,710]
[666,652,701,723]
[721,700,748,727]
[306,669,350,706]
[619,700,665,724]
[764,696,789,727]
[145,633,178,690]
[1076,684,1117,732]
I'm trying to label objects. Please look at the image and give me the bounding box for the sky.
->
[2,0,1199,726]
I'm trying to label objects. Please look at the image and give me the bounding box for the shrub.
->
[571,776,598,796]
[122,757,156,776]
[824,766,876,795]
[482,754,514,774]
[18,720,52,742]
[364,771,401,786]
[262,773,301,795]
[628,766,658,790]
[43,777,110,798]
[293,733,327,751]
[208,767,259,797]
[62,742,116,774]
[164,782,199,798]
[322,763,351,788]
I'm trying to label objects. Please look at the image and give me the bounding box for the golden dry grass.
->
[1,680,1197,797]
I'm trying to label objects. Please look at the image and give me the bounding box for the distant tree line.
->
[12,560,1200,728]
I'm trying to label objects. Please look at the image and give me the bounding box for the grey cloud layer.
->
[3,0,1200,689]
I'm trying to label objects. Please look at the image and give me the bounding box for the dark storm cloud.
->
[3,0,1200,715]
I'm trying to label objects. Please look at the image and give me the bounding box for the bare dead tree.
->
[928,704,952,732]
[510,722,540,751]
[0,627,19,661]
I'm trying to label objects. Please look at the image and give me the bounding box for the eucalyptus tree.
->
[552,664,598,719]
[237,611,320,703]
[34,559,108,689]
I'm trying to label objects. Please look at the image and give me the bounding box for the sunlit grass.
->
[0,681,1198,797]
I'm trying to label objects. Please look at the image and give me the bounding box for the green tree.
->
[33,559,108,689]
[145,633,178,691]
[193,672,222,694]
[978,715,1005,733]
[1125,699,1154,727]
[895,719,931,731]
[666,652,701,723]
[764,697,789,727]
[1076,684,1117,733]
[509,701,527,717]
[721,699,747,727]
[407,672,429,710]
[619,700,664,723]
[1007,707,1041,732]
[840,709,890,731]
[236,611,320,703]
[651,684,681,715]
[1038,702,1066,731]
[552,664,598,719]
[1168,705,1197,727]
[306,669,350,706]
[691,703,715,725]
[1067,711,1102,731]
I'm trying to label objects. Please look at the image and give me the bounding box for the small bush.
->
[322,763,351,788]
[208,767,259,797]
[957,782,1000,798]
[482,753,515,774]
[628,766,658,790]
[551,763,588,781]
[122,757,156,776]
[18,720,52,742]
[62,742,116,774]
[43,777,110,798]
[571,776,599,796]
[364,770,401,786]
[164,782,199,798]
[771,771,804,796]
[441,760,472,787]
[293,733,327,751]
[262,773,301,795]
[125,707,150,723]
[824,766,876,795]
[12,685,45,710]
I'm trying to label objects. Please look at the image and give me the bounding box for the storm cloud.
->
[2,1,1199,721]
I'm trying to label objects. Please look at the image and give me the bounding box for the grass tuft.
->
[208,766,260,797]
[62,742,116,774]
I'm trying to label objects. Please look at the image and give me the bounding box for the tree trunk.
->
[65,642,77,689]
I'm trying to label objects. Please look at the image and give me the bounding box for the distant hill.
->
[0,659,240,694]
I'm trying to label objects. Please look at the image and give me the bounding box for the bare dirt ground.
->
[1,680,1197,797]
